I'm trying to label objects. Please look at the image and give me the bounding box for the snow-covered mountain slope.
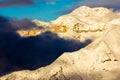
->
[50,6,120,41]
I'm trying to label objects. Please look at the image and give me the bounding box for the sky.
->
[0,0,120,21]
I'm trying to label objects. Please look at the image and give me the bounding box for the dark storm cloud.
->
[10,18,44,30]
[7,31,91,70]
[0,0,34,7]
[0,16,13,30]
[0,16,42,30]
[0,16,21,73]
[0,16,92,75]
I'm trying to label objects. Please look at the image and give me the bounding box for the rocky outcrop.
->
[17,20,50,37]
[0,6,120,80]
[17,28,46,37]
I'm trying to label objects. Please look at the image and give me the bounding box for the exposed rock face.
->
[0,6,120,80]
[17,28,46,37]
[17,20,50,37]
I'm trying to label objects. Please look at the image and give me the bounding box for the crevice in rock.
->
[101,58,112,63]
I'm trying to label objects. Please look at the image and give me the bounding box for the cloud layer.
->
[0,16,42,30]
[0,0,34,7]
[82,0,120,9]
[0,0,60,7]
[0,16,91,75]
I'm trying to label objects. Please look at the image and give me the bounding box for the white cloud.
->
[81,0,120,9]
